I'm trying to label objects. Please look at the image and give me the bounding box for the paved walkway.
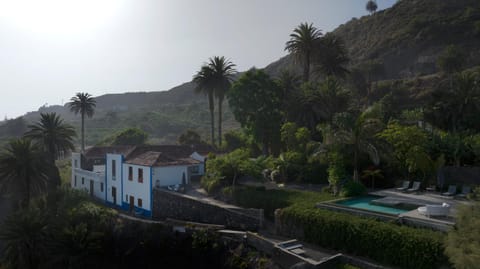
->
[185,183,240,209]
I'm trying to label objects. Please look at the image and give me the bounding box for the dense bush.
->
[278,206,447,269]
[202,150,275,194]
[340,180,367,197]
[201,173,223,194]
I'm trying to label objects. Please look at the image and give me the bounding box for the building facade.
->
[71,145,208,217]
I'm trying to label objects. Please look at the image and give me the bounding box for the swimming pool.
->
[335,195,411,215]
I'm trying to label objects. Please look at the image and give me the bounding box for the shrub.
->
[340,180,367,197]
[201,174,223,194]
[327,151,347,196]
[278,206,447,269]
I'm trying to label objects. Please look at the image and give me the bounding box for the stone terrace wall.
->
[152,188,263,231]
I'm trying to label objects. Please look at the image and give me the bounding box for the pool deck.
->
[370,189,470,228]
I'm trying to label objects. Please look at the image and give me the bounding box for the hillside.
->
[266,0,480,79]
[3,82,239,146]
[2,0,479,146]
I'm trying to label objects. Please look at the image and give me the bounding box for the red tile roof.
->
[82,145,211,167]
[125,151,201,167]
[84,146,135,159]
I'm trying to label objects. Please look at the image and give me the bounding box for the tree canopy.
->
[67,92,96,152]
[228,69,283,155]
[111,127,148,146]
[285,22,322,82]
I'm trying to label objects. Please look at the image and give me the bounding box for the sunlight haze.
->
[0,0,395,118]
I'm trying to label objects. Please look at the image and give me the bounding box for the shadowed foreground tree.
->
[0,207,47,269]
[0,138,49,207]
[67,92,96,152]
[285,22,322,82]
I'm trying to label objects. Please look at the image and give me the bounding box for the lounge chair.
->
[456,185,471,199]
[418,203,450,217]
[396,181,410,192]
[442,185,457,196]
[406,181,421,193]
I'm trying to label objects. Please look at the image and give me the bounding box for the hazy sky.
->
[0,0,396,118]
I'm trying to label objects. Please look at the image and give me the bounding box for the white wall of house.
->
[72,168,104,200]
[190,152,205,175]
[152,165,189,187]
[93,165,105,173]
[71,153,81,188]
[106,154,123,207]
[71,152,104,200]
[123,163,151,212]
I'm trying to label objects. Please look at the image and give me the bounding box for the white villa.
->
[71,145,210,217]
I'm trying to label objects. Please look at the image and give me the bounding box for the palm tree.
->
[193,65,216,145]
[208,56,236,146]
[25,113,76,162]
[276,70,301,122]
[24,113,75,188]
[285,22,322,82]
[362,168,383,190]
[366,0,378,14]
[426,72,480,133]
[67,92,96,152]
[293,77,349,130]
[313,35,350,79]
[0,138,49,207]
[322,106,383,182]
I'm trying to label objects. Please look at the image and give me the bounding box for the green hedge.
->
[279,206,447,269]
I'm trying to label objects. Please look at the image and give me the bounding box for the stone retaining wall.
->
[152,188,263,231]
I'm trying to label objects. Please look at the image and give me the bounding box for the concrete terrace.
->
[371,188,471,228]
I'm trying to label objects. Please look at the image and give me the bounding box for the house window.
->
[128,167,133,181]
[138,198,142,208]
[74,160,78,168]
[138,168,143,183]
[100,183,104,192]
[112,160,116,179]
[74,176,77,186]
[82,177,84,184]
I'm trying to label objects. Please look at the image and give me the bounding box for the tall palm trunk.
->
[218,96,224,146]
[25,172,30,208]
[303,53,310,82]
[353,143,359,182]
[81,112,85,152]
[208,93,215,146]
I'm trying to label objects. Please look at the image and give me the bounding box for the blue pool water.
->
[335,196,410,215]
